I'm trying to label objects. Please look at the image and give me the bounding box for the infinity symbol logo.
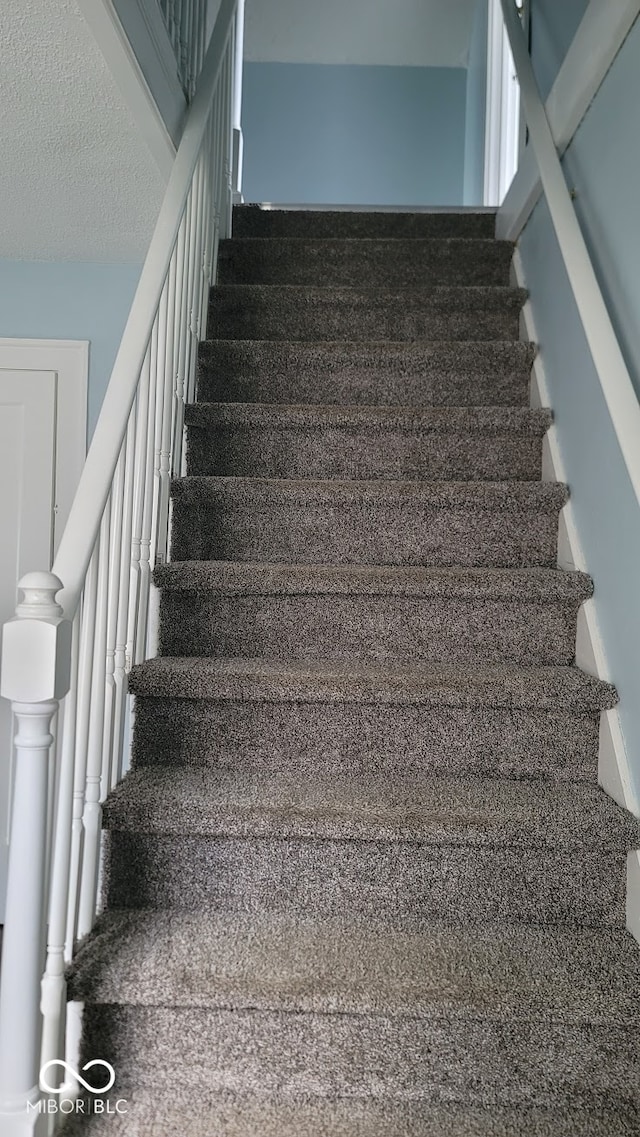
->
[39,1060,116,1095]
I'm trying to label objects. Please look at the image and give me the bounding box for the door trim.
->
[0,339,88,554]
[484,0,522,206]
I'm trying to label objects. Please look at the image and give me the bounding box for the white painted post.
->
[232,0,245,203]
[76,524,109,940]
[0,573,72,1135]
[40,615,80,1096]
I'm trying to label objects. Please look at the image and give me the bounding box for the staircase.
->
[68,206,640,1135]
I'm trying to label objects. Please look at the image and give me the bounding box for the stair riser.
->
[233,209,498,239]
[217,240,513,288]
[185,426,543,481]
[81,1005,638,1106]
[197,343,534,407]
[208,299,522,343]
[158,594,580,666]
[131,698,599,781]
[104,834,624,927]
[170,496,561,567]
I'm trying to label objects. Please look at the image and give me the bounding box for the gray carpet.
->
[67,205,640,1135]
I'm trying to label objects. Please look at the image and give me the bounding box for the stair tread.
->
[199,338,536,361]
[71,910,640,1024]
[185,404,552,434]
[200,337,536,353]
[221,236,512,248]
[102,767,637,849]
[211,284,527,306]
[154,562,592,600]
[58,1093,640,1137]
[171,475,569,509]
[129,657,616,708]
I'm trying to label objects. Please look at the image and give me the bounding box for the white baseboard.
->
[513,250,640,941]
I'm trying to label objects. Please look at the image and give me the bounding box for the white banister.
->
[0,0,241,1125]
[158,0,210,98]
[51,0,236,623]
[499,0,640,510]
[0,575,72,1132]
[498,0,640,241]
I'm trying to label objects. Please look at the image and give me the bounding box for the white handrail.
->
[52,0,236,621]
[499,0,640,510]
[0,0,239,1126]
[497,0,640,241]
[159,0,209,97]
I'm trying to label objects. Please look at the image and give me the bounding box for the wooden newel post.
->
[0,573,72,1135]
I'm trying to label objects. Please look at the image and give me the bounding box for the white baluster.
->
[102,451,125,812]
[64,553,98,960]
[154,241,179,573]
[0,573,72,1135]
[212,84,223,267]
[109,409,137,790]
[127,345,152,675]
[172,188,194,478]
[189,152,208,404]
[136,319,161,665]
[223,46,234,238]
[199,114,214,341]
[40,613,80,1102]
[77,517,110,939]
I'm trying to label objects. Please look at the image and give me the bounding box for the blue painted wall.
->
[519,14,640,793]
[530,0,589,100]
[0,261,141,440]
[463,0,488,205]
[242,62,468,205]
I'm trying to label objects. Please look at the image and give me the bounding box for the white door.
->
[0,371,58,918]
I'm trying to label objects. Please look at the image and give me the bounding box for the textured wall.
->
[241,63,468,206]
[0,0,165,261]
[0,261,141,440]
[463,0,489,206]
[518,15,640,793]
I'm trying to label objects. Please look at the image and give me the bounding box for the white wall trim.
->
[512,250,640,942]
[484,0,521,206]
[76,0,180,180]
[498,0,640,240]
[0,340,88,556]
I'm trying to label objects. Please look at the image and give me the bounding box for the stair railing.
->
[498,0,640,508]
[159,0,209,98]
[0,0,238,1128]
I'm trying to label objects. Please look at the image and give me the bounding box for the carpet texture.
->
[67,205,640,1135]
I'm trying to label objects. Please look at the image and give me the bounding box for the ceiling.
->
[244,0,479,69]
[0,0,165,261]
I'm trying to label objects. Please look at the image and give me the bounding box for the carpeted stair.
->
[67,206,640,1135]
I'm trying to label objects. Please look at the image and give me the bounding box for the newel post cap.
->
[1,572,72,702]
[15,571,64,619]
